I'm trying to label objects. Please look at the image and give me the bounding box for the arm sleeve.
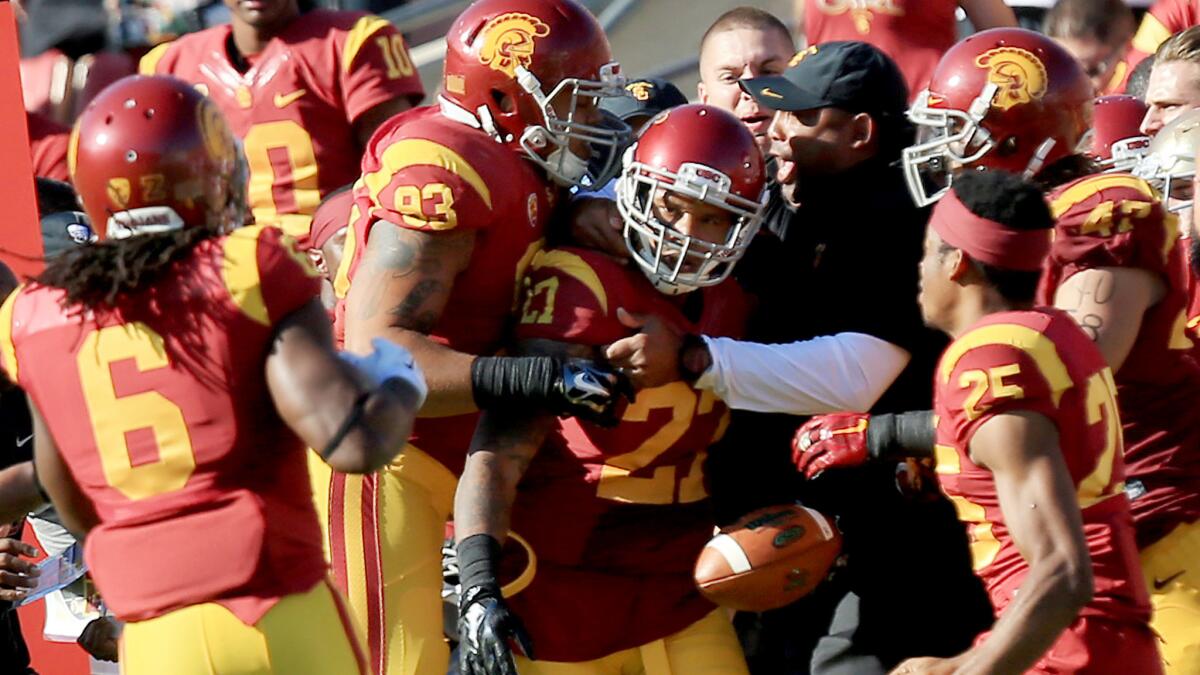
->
[695,332,911,414]
[337,15,425,121]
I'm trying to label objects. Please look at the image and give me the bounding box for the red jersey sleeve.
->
[1118,0,1200,90]
[335,15,425,121]
[138,40,178,75]
[937,323,1075,445]
[26,112,70,181]
[515,249,630,346]
[220,225,322,327]
[1047,174,1177,280]
[358,134,494,232]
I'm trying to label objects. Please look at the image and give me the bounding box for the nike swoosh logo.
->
[273,89,307,108]
[15,434,32,448]
[760,87,784,99]
[1154,570,1185,590]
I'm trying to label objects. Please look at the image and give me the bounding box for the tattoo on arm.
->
[391,279,442,333]
[352,221,475,332]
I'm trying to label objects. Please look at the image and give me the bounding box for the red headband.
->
[303,189,355,250]
[930,191,1051,272]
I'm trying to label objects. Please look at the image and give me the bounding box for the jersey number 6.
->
[78,323,196,501]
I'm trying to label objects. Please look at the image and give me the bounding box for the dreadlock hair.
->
[35,223,222,311]
[942,170,1053,303]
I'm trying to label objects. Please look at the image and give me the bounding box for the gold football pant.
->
[513,610,749,675]
[1140,519,1200,674]
[119,579,366,675]
[311,446,455,675]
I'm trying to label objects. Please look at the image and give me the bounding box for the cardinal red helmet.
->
[441,0,629,189]
[616,104,767,294]
[903,28,1092,206]
[70,75,247,239]
[1091,95,1151,171]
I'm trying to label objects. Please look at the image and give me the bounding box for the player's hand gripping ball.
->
[694,504,842,611]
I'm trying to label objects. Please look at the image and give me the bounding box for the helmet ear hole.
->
[996,136,1020,158]
[492,90,515,114]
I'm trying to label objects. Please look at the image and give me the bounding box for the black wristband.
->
[457,533,502,598]
[320,391,372,460]
[471,356,557,410]
[866,410,936,461]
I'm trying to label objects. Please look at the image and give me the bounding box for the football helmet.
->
[1090,95,1151,173]
[70,75,247,239]
[440,0,630,189]
[616,104,767,295]
[903,28,1092,206]
[1137,107,1200,212]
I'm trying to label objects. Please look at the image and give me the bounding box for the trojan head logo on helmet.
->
[903,28,1092,207]
[616,104,768,295]
[70,75,248,240]
[1136,107,1200,212]
[440,0,630,190]
[477,12,551,77]
[974,47,1048,111]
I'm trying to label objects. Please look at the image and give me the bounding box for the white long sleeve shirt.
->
[694,333,911,415]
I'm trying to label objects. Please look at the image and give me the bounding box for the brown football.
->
[694,503,842,612]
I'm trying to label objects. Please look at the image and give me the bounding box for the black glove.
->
[472,356,634,427]
[552,358,635,426]
[457,534,533,675]
[458,585,533,675]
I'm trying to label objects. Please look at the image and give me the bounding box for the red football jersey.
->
[0,225,328,624]
[934,309,1150,626]
[26,111,69,182]
[1119,0,1200,92]
[501,247,750,662]
[140,10,424,238]
[1040,174,1200,548]
[803,0,957,99]
[333,105,555,475]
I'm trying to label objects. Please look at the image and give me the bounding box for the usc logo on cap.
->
[788,46,818,68]
[627,81,655,101]
[974,47,1048,111]
[478,12,551,77]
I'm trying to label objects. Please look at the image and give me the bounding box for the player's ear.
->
[848,112,874,151]
[697,81,708,104]
[948,249,971,283]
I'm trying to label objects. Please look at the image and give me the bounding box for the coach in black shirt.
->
[607,42,993,674]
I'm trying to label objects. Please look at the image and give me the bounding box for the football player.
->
[804,31,1200,671]
[1,75,425,674]
[902,27,1094,207]
[319,2,632,674]
[139,0,424,238]
[454,103,765,675]
[809,171,1159,674]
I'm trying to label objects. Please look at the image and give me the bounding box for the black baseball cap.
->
[41,211,96,258]
[739,41,908,117]
[602,78,689,123]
